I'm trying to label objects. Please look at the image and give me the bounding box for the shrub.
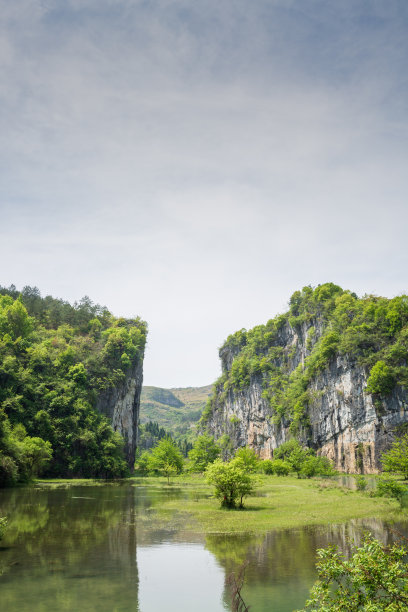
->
[300,534,408,610]
[355,475,367,491]
[300,456,335,478]
[375,477,408,503]
[206,458,255,508]
[366,361,395,395]
[381,434,408,480]
[261,459,274,475]
[271,459,291,476]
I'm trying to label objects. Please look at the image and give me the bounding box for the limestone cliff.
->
[203,285,408,473]
[96,358,144,468]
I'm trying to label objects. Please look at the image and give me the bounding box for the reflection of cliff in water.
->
[0,484,139,612]
[207,519,408,612]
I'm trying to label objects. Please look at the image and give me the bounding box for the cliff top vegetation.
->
[201,283,408,433]
[0,285,147,484]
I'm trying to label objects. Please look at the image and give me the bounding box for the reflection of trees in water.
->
[0,483,139,612]
[206,519,408,611]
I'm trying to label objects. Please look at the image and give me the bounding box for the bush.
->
[261,459,274,475]
[206,458,255,508]
[366,360,395,395]
[355,475,367,491]
[375,477,408,503]
[300,534,408,610]
[300,456,335,478]
[270,459,291,476]
[381,434,408,480]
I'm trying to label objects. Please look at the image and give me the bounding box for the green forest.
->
[201,283,408,433]
[0,285,147,484]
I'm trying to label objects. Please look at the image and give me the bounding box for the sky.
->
[1,1,407,388]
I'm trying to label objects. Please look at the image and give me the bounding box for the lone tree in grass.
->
[206,458,255,508]
[381,433,408,480]
[148,438,184,483]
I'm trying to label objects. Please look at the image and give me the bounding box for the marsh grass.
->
[32,474,403,534]
[145,474,401,533]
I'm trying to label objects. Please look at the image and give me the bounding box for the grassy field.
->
[131,474,402,534]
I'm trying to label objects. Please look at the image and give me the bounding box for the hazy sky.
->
[1,1,407,387]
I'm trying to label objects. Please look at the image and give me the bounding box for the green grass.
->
[32,473,404,534]
[133,474,402,534]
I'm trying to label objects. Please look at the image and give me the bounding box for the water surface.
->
[0,482,406,611]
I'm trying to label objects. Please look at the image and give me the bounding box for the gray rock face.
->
[96,359,143,468]
[207,320,408,473]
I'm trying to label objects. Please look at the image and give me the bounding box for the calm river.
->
[0,482,406,611]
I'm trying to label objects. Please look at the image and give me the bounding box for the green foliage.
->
[234,447,259,473]
[138,420,192,457]
[375,477,408,503]
[188,433,220,472]
[217,434,234,461]
[0,516,7,540]
[381,434,408,480]
[366,360,395,395]
[147,438,184,483]
[262,458,290,476]
[274,440,313,477]
[301,534,408,611]
[261,459,275,474]
[229,414,241,425]
[0,416,52,485]
[206,458,255,508]
[300,456,335,479]
[355,475,367,491]
[0,287,147,483]
[134,450,151,476]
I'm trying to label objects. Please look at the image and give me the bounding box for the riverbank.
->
[129,474,401,533]
[29,474,404,534]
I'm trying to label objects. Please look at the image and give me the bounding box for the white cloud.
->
[1,1,408,386]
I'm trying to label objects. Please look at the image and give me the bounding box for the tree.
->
[300,534,408,611]
[206,458,255,508]
[300,455,335,478]
[234,447,259,473]
[381,434,408,480]
[274,439,313,477]
[149,438,184,483]
[269,458,291,476]
[188,433,220,472]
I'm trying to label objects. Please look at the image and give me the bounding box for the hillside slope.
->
[140,385,212,440]
[202,284,408,473]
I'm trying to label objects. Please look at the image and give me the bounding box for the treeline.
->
[138,420,193,457]
[0,286,147,485]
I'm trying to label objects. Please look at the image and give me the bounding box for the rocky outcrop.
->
[206,319,408,473]
[96,359,144,468]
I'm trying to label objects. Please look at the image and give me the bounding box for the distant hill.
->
[139,385,212,440]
